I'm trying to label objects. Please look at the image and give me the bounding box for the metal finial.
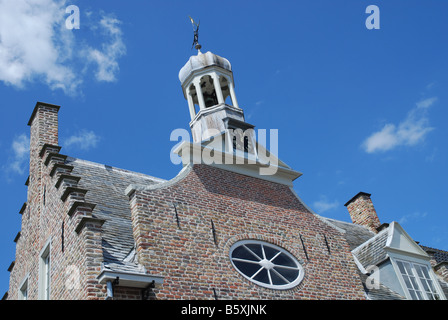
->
[188,16,201,52]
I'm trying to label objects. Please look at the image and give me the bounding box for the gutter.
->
[97,269,164,300]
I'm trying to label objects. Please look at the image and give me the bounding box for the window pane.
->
[245,244,263,260]
[273,253,297,267]
[421,279,430,292]
[422,266,430,279]
[233,260,261,277]
[274,266,299,282]
[262,245,278,260]
[403,262,413,275]
[427,279,435,292]
[415,290,424,300]
[270,270,288,285]
[232,246,258,261]
[415,265,424,278]
[403,276,413,290]
[253,269,269,284]
[410,276,419,289]
[397,261,406,274]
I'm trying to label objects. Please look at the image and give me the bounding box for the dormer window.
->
[396,260,441,300]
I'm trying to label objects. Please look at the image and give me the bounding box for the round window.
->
[229,240,304,290]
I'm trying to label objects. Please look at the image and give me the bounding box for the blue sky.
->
[0,0,447,295]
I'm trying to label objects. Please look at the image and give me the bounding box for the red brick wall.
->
[129,164,366,300]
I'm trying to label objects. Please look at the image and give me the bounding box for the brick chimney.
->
[27,102,60,183]
[28,102,60,149]
[26,102,60,225]
[344,192,381,233]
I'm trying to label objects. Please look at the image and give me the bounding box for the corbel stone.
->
[55,174,81,190]
[19,203,27,215]
[13,232,21,243]
[39,143,62,158]
[75,216,105,234]
[61,186,88,202]
[50,163,74,177]
[44,152,67,166]
[67,201,96,217]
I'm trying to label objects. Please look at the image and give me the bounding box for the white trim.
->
[384,222,430,258]
[18,273,29,300]
[97,270,164,289]
[38,238,51,300]
[352,254,368,275]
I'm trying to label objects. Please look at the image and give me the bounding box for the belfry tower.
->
[178,49,257,156]
[174,42,301,185]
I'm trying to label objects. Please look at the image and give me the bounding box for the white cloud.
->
[5,133,30,175]
[416,97,437,109]
[313,196,339,213]
[0,0,78,92]
[64,130,100,150]
[399,211,428,224]
[0,0,126,94]
[362,97,436,153]
[84,15,126,82]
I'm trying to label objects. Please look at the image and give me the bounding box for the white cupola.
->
[175,47,302,185]
[179,51,252,146]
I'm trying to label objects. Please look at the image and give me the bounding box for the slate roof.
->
[420,245,448,265]
[66,157,165,274]
[323,218,375,251]
[351,229,389,269]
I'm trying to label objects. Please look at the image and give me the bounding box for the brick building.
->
[4,49,448,300]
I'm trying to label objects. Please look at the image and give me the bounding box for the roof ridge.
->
[323,217,376,232]
[66,156,166,183]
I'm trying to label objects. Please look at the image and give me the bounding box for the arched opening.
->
[188,83,200,114]
[220,76,233,106]
[200,75,218,108]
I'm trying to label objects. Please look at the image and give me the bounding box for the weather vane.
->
[189,16,201,51]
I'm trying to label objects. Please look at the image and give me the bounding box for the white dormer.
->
[352,221,446,300]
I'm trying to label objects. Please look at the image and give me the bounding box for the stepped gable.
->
[65,157,165,273]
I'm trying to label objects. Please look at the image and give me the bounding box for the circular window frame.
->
[229,240,304,290]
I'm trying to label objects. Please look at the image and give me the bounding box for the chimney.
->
[28,102,60,150]
[344,192,381,233]
[27,102,61,219]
